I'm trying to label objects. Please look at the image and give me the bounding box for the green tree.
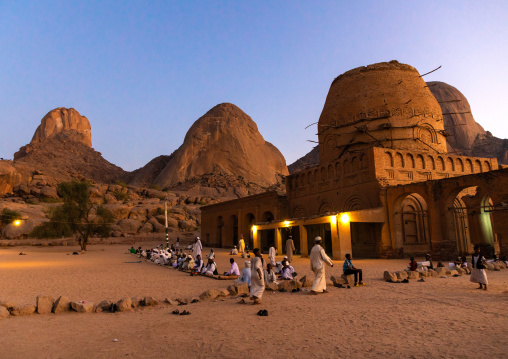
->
[31,181,114,251]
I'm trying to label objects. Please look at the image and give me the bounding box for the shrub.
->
[0,208,21,225]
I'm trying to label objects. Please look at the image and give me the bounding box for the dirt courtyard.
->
[1,243,507,358]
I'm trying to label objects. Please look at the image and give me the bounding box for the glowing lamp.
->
[330,215,337,225]
[283,220,290,227]
[13,220,21,226]
[339,213,350,224]
[252,225,257,233]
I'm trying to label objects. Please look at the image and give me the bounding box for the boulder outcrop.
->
[29,107,92,148]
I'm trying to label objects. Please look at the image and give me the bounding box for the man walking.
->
[310,236,333,294]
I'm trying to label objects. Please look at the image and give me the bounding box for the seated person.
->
[408,256,418,271]
[177,253,186,269]
[135,246,142,254]
[181,255,195,270]
[193,254,203,272]
[279,261,294,280]
[224,258,240,276]
[140,250,147,258]
[264,263,277,284]
[201,258,218,276]
[129,246,136,254]
[241,250,251,259]
[343,253,365,286]
[207,249,215,260]
[235,261,252,285]
[230,246,239,255]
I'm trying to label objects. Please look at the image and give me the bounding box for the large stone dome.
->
[317,61,447,164]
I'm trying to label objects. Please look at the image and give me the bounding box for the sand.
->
[1,244,507,358]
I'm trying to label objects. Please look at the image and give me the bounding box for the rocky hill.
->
[130,103,289,194]
[2,108,126,195]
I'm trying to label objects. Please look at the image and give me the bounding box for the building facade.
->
[200,61,508,259]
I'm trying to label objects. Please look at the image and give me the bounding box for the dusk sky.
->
[1,1,507,171]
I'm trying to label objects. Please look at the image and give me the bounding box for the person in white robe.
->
[236,261,252,285]
[201,258,217,276]
[238,236,245,254]
[193,237,202,261]
[207,249,215,260]
[285,236,296,262]
[268,245,276,267]
[182,255,194,270]
[193,255,203,272]
[250,248,265,304]
[279,261,294,280]
[224,258,240,276]
[470,245,488,290]
[230,246,239,255]
[264,263,278,284]
[310,236,333,294]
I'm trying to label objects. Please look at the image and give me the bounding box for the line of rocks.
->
[383,260,507,283]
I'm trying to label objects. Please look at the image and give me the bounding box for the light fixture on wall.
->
[330,215,337,224]
[283,220,290,227]
[340,213,350,224]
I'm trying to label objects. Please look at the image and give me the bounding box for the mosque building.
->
[200,61,508,259]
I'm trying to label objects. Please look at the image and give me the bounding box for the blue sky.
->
[1,1,507,171]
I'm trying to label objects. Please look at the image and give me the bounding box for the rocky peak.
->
[134,103,289,191]
[30,107,92,147]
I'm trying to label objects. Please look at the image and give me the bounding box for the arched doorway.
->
[227,215,238,248]
[393,193,431,255]
[216,216,224,247]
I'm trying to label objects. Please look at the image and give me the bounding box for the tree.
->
[31,181,114,251]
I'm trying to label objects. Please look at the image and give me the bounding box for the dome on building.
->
[317,61,447,164]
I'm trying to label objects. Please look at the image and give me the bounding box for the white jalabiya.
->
[310,244,333,292]
[285,239,295,262]
[239,239,245,253]
[193,239,202,260]
[250,257,265,299]
[269,247,276,266]
[470,255,488,285]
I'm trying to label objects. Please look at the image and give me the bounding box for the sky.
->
[1,1,507,171]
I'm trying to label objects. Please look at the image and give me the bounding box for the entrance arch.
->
[242,213,256,249]
[393,192,431,255]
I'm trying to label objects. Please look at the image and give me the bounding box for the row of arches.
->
[289,153,368,190]
[385,151,492,173]
[214,211,275,248]
[393,187,497,257]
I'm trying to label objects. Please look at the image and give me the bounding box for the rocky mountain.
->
[427,82,486,155]
[0,108,125,195]
[428,81,508,164]
[131,103,289,193]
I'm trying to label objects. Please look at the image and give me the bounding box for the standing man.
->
[239,235,245,254]
[310,236,333,294]
[268,243,277,267]
[193,236,202,261]
[250,248,265,304]
[285,235,296,262]
[343,254,365,286]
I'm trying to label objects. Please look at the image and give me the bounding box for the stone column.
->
[299,224,308,257]
[276,227,282,253]
[330,218,340,260]
[337,221,352,261]
[253,227,259,249]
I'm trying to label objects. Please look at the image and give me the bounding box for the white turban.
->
[315,236,322,243]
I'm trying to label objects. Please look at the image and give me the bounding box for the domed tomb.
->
[317,61,447,164]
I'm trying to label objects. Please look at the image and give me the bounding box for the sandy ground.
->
[1,244,507,358]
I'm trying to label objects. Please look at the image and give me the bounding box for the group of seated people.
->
[130,245,219,276]
[232,255,297,286]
